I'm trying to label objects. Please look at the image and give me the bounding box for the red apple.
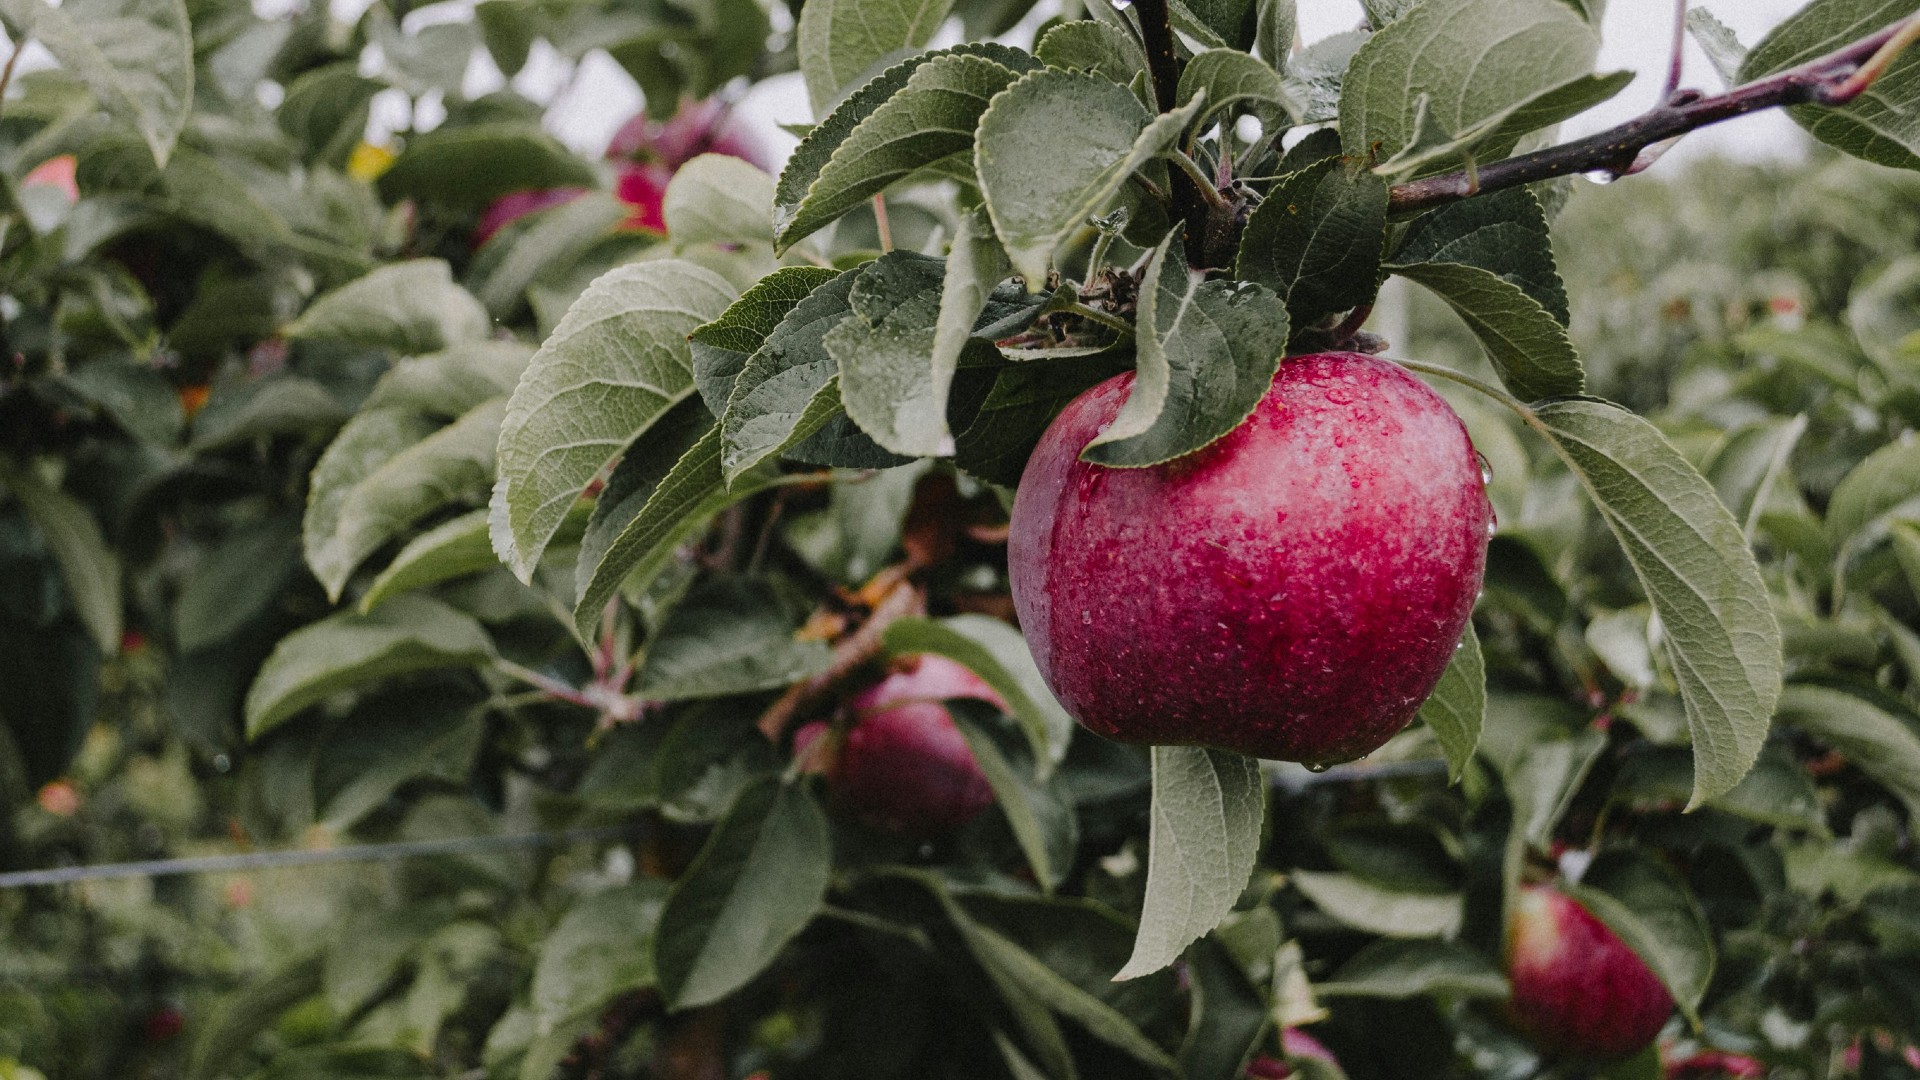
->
[1666,1050,1765,1078]
[1506,885,1674,1062]
[793,654,1004,834]
[608,99,765,236]
[1006,352,1492,766]
[22,154,78,203]
[473,185,588,247]
[1244,1028,1341,1077]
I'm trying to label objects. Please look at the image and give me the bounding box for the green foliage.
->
[9,0,1920,1075]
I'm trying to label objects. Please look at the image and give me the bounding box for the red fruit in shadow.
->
[793,654,1003,835]
[1245,1028,1341,1077]
[473,186,588,247]
[1667,1050,1765,1078]
[1506,886,1674,1062]
[606,98,767,171]
[1007,352,1492,765]
[143,1006,184,1043]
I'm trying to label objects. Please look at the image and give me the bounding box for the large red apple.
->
[794,654,1003,834]
[1006,351,1492,766]
[1506,885,1674,1061]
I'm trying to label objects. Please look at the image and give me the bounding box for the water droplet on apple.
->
[1081,609,1092,624]
[1304,761,1331,773]
[1455,640,1464,652]
[1486,516,1498,537]
[1476,451,1493,486]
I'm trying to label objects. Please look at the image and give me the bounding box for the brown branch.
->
[1387,11,1920,217]
[755,574,926,742]
[1132,0,1181,114]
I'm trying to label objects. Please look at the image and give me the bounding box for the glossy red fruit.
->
[608,99,765,235]
[1666,1050,1765,1078]
[1506,886,1674,1061]
[794,654,1003,834]
[1007,352,1492,766]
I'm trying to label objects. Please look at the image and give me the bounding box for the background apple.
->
[1007,352,1492,765]
[1506,885,1674,1061]
[793,654,1003,834]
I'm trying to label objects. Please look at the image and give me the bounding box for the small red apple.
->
[22,154,78,203]
[1244,1028,1341,1077]
[1506,885,1674,1062]
[1666,1050,1764,1079]
[1007,352,1491,765]
[793,654,1003,834]
[143,1005,184,1044]
[608,99,765,236]
[473,185,589,246]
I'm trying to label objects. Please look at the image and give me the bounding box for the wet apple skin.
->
[1007,351,1492,766]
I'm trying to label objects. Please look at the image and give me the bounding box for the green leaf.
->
[663,153,775,249]
[491,260,737,581]
[1826,436,1920,551]
[533,883,669,1030]
[1369,73,1631,179]
[1533,400,1781,807]
[377,122,598,209]
[1116,746,1265,980]
[1255,0,1297,70]
[1573,850,1715,1023]
[1686,8,1748,88]
[0,459,121,653]
[176,515,301,652]
[1284,31,1367,124]
[1390,187,1569,323]
[573,423,795,638]
[828,250,957,456]
[277,63,383,167]
[1316,939,1508,999]
[775,52,1026,252]
[314,698,484,828]
[690,266,844,417]
[363,507,564,614]
[1233,157,1388,333]
[977,69,1204,287]
[1776,683,1920,820]
[848,205,1007,457]
[654,779,831,1009]
[1338,0,1606,170]
[1035,20,1148,86]
[796,0,956,113]
[1740,0,1920,171]
[1181,937,1269,1080]
[880,613,1077,773]
[930,884,1178,1072]
[953,351,1130,485]
[0,0,191,167]
[1393,264,1585,401]
[1084,231,1288,467]
[951,702,1071,891]
[1609,744,1827,834]
[473,192,631,320]
[1418,624,1485,783]
[1895,520,1920,605]
[636,579,831,700]
[244,596,495,739]
[285,259,491,356]
[362,343,533,418]
[719,268,861,482]
[775,44,1041,248]
[1290,871,1463,938]
[308,400,505,601]
[305,408,441,600]
[1177,48,1295,129]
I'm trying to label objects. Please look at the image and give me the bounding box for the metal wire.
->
[0,823,640,889]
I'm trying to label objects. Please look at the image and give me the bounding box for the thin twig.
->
[1387,11,1920,216]
[872,193,893,252]
[0,35,25,124]
[756,577,925,741]
[1663,0,1689,102]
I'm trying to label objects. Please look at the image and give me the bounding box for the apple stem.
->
[1388,9,1920,216]
[872,194,894,252]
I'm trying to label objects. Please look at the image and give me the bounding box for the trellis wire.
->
[0,823,640,889]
